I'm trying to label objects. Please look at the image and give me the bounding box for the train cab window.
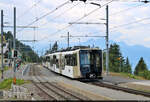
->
[80,52,90,65]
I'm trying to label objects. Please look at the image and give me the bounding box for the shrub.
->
[138,70,150,80]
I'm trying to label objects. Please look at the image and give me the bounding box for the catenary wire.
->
[92,17,150,34]
[17,0,42,20]
[110,17,150,30]
[39,0,114,41]
[110,3,146,16]
[39,2,81,28]
[16,0,70,34]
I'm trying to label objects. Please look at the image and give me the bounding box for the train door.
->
[90,50,102,77]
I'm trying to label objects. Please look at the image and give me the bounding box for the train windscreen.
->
[80,50,101,66]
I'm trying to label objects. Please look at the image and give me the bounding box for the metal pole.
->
[102,50,103,76]
[68,32,69,48]
[37,50,38,63]
[50,43,51,51]
[13,7,16,84]
[1,10,4,79]
[106,5,109,76]
[78,38,80,46]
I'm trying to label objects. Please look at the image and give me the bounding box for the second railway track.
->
[90,81,150,98]
[30,64,87,100]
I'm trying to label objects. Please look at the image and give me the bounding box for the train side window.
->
[73,54,77,66]
[61,56,65,69]
[65,54,77,66]
[53,55,56,64]
[56,59,58,63]
[48,57,50,61]
[56,59,59,68]
[65,55,67,65]
[53,55,56,59]
[71,54,77,66]
[50,57,53,66]
[65,54,71,66]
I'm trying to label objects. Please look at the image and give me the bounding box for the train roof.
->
[45,46,101,56]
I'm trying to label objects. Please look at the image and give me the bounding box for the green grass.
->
[0,78,29,90]
[105,71,146,80]
[4,66,10,71]
[119,72,146,80]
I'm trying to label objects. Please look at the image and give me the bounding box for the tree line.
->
[103,43,150,80]
[2,31,40,63]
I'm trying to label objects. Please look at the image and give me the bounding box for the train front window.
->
[80,52,90,65]
[80,50,101,66]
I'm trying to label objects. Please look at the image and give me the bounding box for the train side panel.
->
[61,66,74,78]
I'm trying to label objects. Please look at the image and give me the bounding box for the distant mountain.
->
[119,42,150,71]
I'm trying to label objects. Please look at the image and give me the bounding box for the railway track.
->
[31,80,56,100]
[30,64,85,100]
[90,81,150,98]
[30,65,56,100]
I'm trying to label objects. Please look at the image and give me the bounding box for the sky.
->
[0,0,150,70]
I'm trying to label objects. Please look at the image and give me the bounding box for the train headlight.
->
[89,73,96,78]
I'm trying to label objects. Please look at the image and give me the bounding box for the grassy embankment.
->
[0,78,29,90]
[0,65,29,90]
[102,71,146,80]
[109,72,146,80]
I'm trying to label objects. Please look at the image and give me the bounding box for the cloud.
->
[112,26,150,47]
[1,0,150,52]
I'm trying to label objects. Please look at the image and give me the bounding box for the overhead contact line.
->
[17,0,70,34]
[40,0,114,41]
[40,2,81,28]
[17,0,43,20]
[110,16,150,30]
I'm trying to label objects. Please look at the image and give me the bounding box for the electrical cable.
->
[39,0,114,41]
[17,0,42,20]
[110,3,146,16]
[110,17,150,30]
[39,2,81,28]
[92,17,150,34]
[17,0,70,34]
